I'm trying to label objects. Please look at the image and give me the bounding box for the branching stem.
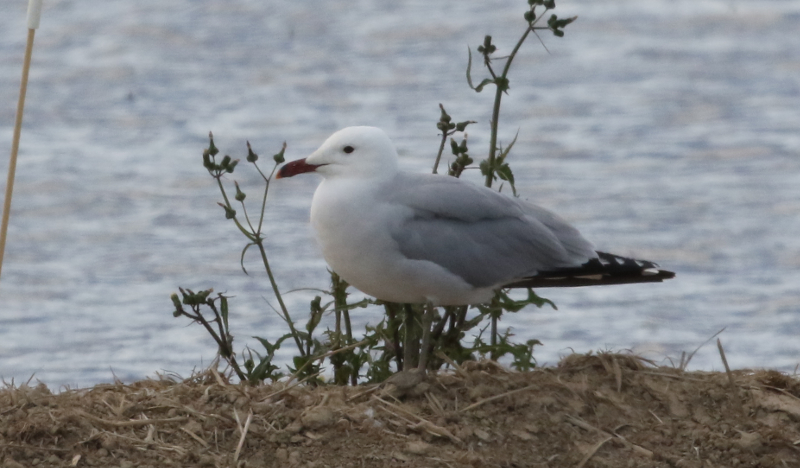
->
[485,23,535,188]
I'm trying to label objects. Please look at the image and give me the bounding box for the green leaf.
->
[474,78,494,93]
[253,333,291,356]
[170,293,183,312]
[496,164,516,196]
[455,120,476,132]
[479,160,491,178]
[196,289,212,303]
[306,296,324,333]
[525,288,557,310]
[466,47,476,90]
[240,242,256,275]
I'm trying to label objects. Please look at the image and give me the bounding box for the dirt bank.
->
[2,354,799,467]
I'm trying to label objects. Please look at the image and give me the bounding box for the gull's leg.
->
[418,302,435,371]
[403,303,420,369]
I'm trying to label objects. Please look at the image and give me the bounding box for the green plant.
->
[171,0,576,384]
[463,0,574,348]
[170,288,285,383]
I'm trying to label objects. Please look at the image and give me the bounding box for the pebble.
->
[301,406,336,430]
[474,428,492,442]
[405,440,433,455]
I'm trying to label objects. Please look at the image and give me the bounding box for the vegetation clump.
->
[172,0,576,385]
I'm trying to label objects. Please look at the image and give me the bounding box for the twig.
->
[209,366,228,387]
[76,411,188,428]
[286,338,369,385]
[0,443,68,453]
[435,351,469,380]
[716,338,736,390]
[755,385,800,402]
[648,410,663,425]
[180,427,209,448]
[565,415,654,459]
[681,327,726,371]
[638,371,706,382]
[94,429,188,455]
[372,396,461,444]
[0,0,43,280]
[576,436,612,468]
[345,384,381,403]
[459,384,538,413]
[260,371,321,402]
[612,357,623,393]
[233,410,253,462]
[425,392,446,417]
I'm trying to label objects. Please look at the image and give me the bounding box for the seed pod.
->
[235,182,246,202]
[273,143,287,164]
[246,141,259,163]
[171,293,183,310]
[524,10,535,23]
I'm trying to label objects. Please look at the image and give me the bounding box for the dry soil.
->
[2,354,799,468]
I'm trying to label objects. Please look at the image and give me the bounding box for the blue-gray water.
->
[1,0,798,389]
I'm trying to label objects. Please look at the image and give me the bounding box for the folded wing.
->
[385,174,598,289]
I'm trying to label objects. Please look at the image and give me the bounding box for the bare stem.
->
[255,242,304,356]
[403,304,420,369]
[484,23,536,188]
[433,130,449,174]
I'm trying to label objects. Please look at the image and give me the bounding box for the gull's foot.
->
[381,368,430,398]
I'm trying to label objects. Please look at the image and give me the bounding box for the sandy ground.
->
[2,354,799,468]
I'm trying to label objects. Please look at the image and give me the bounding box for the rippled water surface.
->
[1,0,799,388]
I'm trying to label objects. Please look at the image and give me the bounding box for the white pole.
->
[0,0,44,280]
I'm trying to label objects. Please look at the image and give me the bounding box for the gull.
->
[277,126,674,306]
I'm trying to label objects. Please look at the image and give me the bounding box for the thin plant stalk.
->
[433,131,449,174]
[0,0,43,280]
[482,9,555,346]
[484,24,534,188]
[211,149,305,357]
[483,7,555,188]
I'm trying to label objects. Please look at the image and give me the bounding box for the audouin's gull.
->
[277,126,674,306]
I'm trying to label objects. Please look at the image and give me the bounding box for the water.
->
[0,0,798,389]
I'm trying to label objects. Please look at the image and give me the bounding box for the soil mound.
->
[2,354,799,467]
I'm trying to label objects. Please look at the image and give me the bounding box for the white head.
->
[277,126,399,180]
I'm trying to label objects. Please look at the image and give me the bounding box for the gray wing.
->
[385,173,596,288]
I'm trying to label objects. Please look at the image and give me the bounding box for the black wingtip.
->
[504,251,675,289]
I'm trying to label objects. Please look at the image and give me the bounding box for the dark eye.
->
[343,146,354,154]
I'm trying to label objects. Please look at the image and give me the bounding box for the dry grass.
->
[2,353,800,467]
